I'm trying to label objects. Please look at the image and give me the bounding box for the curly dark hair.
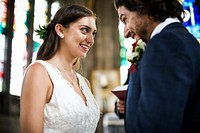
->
[114,0,185,23]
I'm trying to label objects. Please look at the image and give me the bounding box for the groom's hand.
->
[117,99,125,114]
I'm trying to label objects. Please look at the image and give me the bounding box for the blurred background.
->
[0,0,199,132]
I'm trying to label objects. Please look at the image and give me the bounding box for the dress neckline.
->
[41,60,88,107]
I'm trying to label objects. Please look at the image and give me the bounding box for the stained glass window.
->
[182,0,200,42]
[9,0,30,96]
[0,0,7,92]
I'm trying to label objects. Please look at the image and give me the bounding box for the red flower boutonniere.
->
[127,39,146,68]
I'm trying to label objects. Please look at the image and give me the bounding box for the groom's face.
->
[117,5,154,43]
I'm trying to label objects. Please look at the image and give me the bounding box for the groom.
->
[114,0,200,132]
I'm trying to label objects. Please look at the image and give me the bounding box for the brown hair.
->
[36,4,96,70]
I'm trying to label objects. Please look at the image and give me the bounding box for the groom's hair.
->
[114,0,185,23]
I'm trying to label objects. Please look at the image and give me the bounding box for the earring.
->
[60,34,64,38]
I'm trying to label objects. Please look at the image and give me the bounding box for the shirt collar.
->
[150,18,180,39]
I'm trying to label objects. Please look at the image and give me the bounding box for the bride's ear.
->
[55,24,64,38]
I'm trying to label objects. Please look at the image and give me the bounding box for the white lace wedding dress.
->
[37,60,100,133]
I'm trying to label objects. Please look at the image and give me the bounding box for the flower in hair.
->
[126,39,146,67]
[35,25,47,39]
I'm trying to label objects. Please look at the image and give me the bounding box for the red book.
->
[111,85,128,100]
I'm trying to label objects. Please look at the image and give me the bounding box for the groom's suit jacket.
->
[125,22,200,133]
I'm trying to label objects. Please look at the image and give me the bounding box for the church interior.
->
[0,0,199,132]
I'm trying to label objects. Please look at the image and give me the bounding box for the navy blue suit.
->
[125,22,200,133]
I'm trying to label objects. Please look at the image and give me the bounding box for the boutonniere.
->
[126,39,146,67]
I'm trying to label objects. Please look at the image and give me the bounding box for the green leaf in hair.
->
[35,25,47,39]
